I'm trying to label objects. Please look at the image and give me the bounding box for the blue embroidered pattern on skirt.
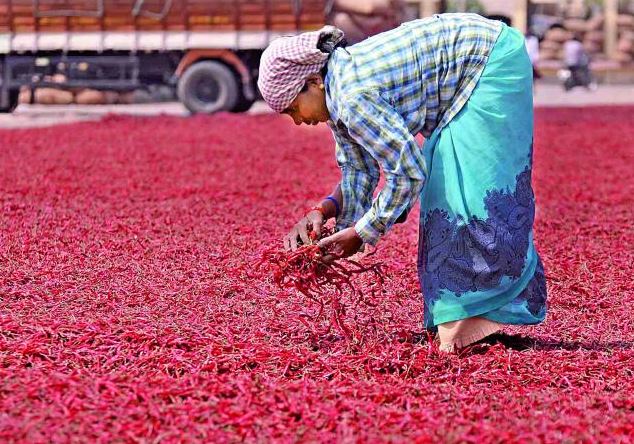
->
[420,168,537,301]
[512,257,547,316]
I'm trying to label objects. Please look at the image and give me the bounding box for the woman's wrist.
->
[324,195,340,217]
[318,195,340,220]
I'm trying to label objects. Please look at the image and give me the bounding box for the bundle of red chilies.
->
[258,232,384,339]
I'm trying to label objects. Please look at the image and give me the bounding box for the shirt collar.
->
[324,50,340,126]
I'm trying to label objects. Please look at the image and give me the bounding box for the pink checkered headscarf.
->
[258,26,345,113]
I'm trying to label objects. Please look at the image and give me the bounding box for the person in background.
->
[562,33,596,91]
[525,31,541,82]
[257,14,548,352]
[326,0,412,44]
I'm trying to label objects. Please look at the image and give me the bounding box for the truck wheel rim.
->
[193,76,221,104]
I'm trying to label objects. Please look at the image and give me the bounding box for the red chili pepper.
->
[0,108,631,442]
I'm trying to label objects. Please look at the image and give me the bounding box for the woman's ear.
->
[306,74,324,88]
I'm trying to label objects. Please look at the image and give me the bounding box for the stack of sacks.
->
[327,0,412,44]
[18,74,73,105]
[539,11,634,65]
[615,14,634,64]
[17,73,133,105]
[539,27,572,61]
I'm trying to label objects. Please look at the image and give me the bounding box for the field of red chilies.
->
[1,106,632,443]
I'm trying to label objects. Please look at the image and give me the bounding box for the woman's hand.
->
[318,227,363,263]
[284,209,324,251]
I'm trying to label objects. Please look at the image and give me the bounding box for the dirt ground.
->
[1,83,633,129]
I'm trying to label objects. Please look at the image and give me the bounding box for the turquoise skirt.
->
[418,25,547,330]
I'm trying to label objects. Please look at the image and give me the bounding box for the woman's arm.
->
[314,183,342,220]
[284,129,380,252]
[340,90,427,246]
[315,91,422,259]
[283,183,343,251]
[331,127,381,231]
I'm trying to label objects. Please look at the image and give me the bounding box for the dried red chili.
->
[0,107,631,442]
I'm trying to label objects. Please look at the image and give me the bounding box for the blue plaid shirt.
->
[324,13,503,245]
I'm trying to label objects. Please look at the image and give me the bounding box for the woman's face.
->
[282,75,331,126]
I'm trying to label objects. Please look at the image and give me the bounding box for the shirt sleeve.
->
[330,123,381,231]
[340,90,427,245]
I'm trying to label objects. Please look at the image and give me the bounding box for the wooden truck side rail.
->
[0,1,326,50]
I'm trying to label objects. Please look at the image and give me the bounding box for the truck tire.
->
[231,91,256,113]
[0,89,19,113]
[178,61,239,114]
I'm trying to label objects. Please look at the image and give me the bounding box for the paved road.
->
[1,83,633,129]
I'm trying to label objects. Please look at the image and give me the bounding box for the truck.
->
[0,0,327,113]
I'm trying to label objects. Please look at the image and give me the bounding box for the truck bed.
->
[0,0,327,52]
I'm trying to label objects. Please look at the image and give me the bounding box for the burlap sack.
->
[545,28,572,43]
[35,88,74,105]
[75,89,107,105]
[563,18,588,33]
[617,14,634,28]
[617,37,633,54]
[586,31,604,43]
[613,51,633,63]
[327,0,409,44]
[587,14,604,31]
[541,40,562,51]
[583,40,602,54]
